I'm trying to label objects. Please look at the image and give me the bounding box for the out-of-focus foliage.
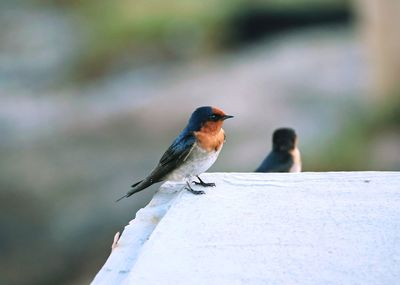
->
[43,0,350,79]
[309,94,400,170]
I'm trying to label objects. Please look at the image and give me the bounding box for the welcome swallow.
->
[117,106,233,201]
[255,128,301,173]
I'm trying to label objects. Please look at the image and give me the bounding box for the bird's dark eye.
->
[209,114,219,121]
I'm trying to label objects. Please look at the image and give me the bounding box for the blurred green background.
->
[1,0,399,284]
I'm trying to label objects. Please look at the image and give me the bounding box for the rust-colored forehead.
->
[212,107,225,116]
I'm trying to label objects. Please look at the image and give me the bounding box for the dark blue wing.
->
[255,151,293,172]
[120,132,196,199]
[158,132,196,167]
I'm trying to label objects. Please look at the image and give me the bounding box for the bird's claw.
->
[185,187,205,195]
[193,176,216,187]
[193,181,215,187]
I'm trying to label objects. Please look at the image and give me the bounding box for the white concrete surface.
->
[92,172,400,285]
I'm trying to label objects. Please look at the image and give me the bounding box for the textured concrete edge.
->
[91,182,185,285]
[91,172,400,284]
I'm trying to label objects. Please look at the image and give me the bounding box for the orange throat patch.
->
[194,126,225,152]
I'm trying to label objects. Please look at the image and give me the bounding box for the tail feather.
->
[131,180,142,188]
[115,179,144,202]
[115,194,128,202]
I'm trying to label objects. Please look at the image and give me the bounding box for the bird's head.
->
[187,106,233,133]
[272,128,298,151]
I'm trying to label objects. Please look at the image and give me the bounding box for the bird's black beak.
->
[222,115,234,120]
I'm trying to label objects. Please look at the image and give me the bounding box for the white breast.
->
[289,147,302,173]
[165,142,223,182]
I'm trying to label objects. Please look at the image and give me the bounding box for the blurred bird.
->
[117,106,233,201]
[255,128,301,173]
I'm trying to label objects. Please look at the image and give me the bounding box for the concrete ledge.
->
[92,172,400,285]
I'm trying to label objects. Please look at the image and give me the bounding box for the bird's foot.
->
[185,182,205,195]
[193,181,215,187]
[193,176,216,187]
[186,188,206,195]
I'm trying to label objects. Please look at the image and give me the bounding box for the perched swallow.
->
[117,106,233,201]
[255,128,301,173]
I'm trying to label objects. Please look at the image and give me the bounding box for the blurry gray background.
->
[1,0,399,284]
